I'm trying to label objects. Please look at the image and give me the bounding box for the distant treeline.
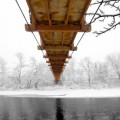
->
[0,52,120,89]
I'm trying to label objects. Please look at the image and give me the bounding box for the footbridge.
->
[25,0,92,82]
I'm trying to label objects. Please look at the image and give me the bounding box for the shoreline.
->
[0,88,120,98]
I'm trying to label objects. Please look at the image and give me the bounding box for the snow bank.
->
[0,89,120,98]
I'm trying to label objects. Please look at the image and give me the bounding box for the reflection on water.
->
[56,99,64,120]
[0,97,120,120]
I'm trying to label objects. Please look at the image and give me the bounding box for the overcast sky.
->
[0,0,120,67]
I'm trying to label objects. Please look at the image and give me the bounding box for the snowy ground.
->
[0,88,120,98]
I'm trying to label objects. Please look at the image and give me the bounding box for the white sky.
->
[0,0,120,67]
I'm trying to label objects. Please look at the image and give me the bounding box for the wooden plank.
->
[48,60,66,62]
[51,67,64,69]
[51,68,64,70]
[38,45,77,51]
[50,63,65,65]
[51,66,65,68]
[25,24,91,32]
[52,69,65,71]
[44,55,71,59]
[52,70,64,72]
[52,69,63,72]
[52,68,65,70]
[47,61,68,64]
[48,64,66,67]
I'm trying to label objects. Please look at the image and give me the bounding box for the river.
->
[0,97,120,120]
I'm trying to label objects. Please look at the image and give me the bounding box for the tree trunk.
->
[88,74,91,88]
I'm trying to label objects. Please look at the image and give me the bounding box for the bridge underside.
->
[25,0,91,82]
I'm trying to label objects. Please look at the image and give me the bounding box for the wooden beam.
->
[51,68,64,71]
[69,32,77,45]
[65,0,72,25]
[51,69,64,71]
[52,32,54,46]
[50,66,65,68]
[51,66,65,68]
[47,61,68,64]
[61,32,64,45]
[45,0,52,25]
[48,64,66,67]
[38,32,46,46]
[53,73,61,81]
[38,45,77,51]
[51,66,64,69]
[52,70,64,73]
[51,69,63,72]
[61,0,73,46]
[50,63,65,65]
[25,24,91,32]
[60,0,73,46]
[51,70,63,71]
[53,70,63,72]
[51,68,65,70]
[48,60,66,63]
[52,67,64,69]
[80,0,92,24]
[26,0,36,25]
[52,69,65,71]
[44,55,71,59]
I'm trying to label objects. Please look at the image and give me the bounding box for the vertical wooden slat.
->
[52,33,54,45]
[65,0,73,25]
[61,0,72,45]
[45,0,52,25]
[61,32,64,45]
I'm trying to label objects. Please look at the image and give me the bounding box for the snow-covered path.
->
[0,89,120,98]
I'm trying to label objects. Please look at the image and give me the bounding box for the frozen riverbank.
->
[0,88,120,98]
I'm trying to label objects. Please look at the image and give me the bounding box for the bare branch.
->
[94,21,120,36]
[86,0,120,35]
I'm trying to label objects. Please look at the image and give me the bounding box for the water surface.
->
[0,97,120,120]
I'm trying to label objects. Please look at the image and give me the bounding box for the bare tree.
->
[68,58,76,83]
[93,62,108,87]
[14,52,26,88]
[80,57,93,87]
[0,57,7,87]
[30,57,40,89]
[86,0,120,36]
[29,57,48,89]
[62,59,77,86]
[106,53,120,81]
[77,63,85,85]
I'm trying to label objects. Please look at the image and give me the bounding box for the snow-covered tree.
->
[14,52,26,88]
[106,53,120,81]
[0,57,7,86]
[93,62,108,87]
[80,57,93,87]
